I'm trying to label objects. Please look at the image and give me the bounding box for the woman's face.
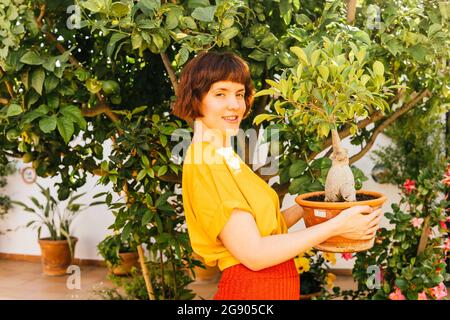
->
[197,81,246,137]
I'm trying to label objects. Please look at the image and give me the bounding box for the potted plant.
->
[294,249,337,300]
[12,184,90,276]
[0,161,15,219]
[97,233,140,276]
[255,37,393,252]
[332,166,450,300]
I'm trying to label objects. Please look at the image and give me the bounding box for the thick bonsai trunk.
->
[324,129,356,202]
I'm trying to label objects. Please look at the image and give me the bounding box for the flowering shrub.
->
[333,165,449,300]
[294,249,337,296]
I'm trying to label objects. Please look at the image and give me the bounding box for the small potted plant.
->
[295,249,337,300]
[255,37,393,252]
[97,233,140,276]
[12,184,90,276]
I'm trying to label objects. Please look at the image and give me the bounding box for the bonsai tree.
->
[254,36,393,202]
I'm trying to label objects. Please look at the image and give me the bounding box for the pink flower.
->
[418,291,428,300]
[430,283,448,300]
[440,221,448,230]
[442,165,450,186]
[389,287,406,300]
[411,217,424,228]
[341,252,353,261]
[443,237,450,252]
[403,179,417,193]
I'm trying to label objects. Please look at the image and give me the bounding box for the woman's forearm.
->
[250,218,341,271]
[281,204,304,229]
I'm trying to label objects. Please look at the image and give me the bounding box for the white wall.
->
[0,163,116,260]
[0,132,401,266]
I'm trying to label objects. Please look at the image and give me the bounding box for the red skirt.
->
[213,259,300,300]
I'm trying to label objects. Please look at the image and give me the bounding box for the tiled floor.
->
[0,259,446,300]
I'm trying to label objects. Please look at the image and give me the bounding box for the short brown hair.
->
[172,51,255,121]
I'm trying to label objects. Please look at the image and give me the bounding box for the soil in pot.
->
[38,237,78,276]
[295,190,386,253]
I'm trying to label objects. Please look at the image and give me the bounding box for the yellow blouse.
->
[182,141,287,271]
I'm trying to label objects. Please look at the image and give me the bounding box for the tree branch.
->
[309,110,384,159]
[160,52,178,96]
[81,102,119,123]
[269,89,431,202]
[0,97,9,105]
[348,89,431,164]
[347,0,357,24]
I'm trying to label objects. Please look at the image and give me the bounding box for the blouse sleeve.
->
[188,162,254,244]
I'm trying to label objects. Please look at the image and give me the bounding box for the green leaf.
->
[157,165,168,177]
[373,61,384,76]
[155,192,172,209]
[248,49,267,62]
[121,222,132,243]
[188,0,210,8]
[56,116,75,144]
[80,0,104,13]
[166,11,179,29]
[394,279,408,291]
[141,155,150,167]
[6,104,22,117]
[31,68,45,95]
[20,51,44,65]
[107,33,128,58]
[131,33,143,50]
[407,45,427,63]
[191,6,217,22]
[353,31,371,45]
[140,0,161,11]
[306,181,323,192]
[176,47,189,66]
[289,160,307,178]
[141,210,153,226]
[288,175,311,195]
[22,104,49,123]
[44,74,59,93]
[280,0,292,25]
[39,115,57,133]
[111,1,130,17]
[220,27,239,41]
[137,169,147,181]
[160,135,168,147]
[290,46,308,65]
[317,65,329,81]
[60,105,86,130]
[253,114,276,126]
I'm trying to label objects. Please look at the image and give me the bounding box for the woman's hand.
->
[333,206,383,240]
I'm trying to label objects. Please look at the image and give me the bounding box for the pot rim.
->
[38,236,78,244]
[295,190,386,209]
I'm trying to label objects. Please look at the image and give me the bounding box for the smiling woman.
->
[172,51,381,300]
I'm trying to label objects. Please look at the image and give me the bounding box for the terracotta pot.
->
[191,252,221,282]
[295,190,386,253]
[109,251,140,276]
[38,237,78,276]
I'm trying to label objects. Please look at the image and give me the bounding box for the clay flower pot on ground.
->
[97,234,140,276]
[38,237,78,276]
[296,190,386,252]
[108,251,140,276]
[12,184,93,276]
